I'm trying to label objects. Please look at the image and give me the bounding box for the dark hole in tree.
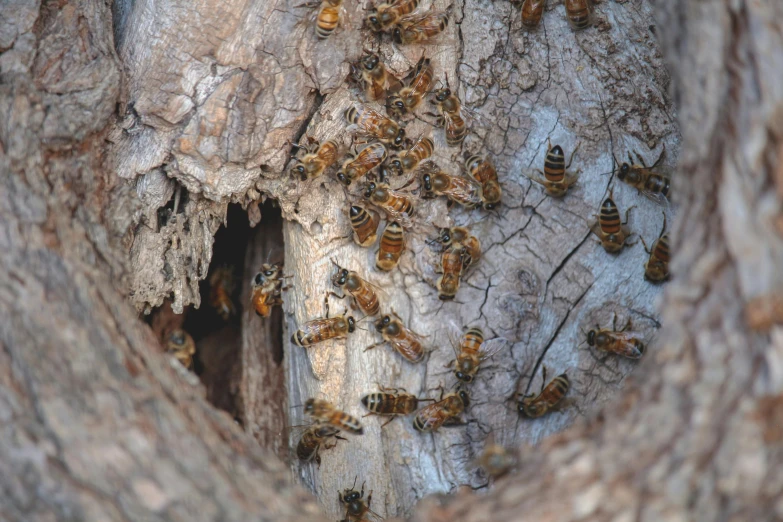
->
[147,200,286,447]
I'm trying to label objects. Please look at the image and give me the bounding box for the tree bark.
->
[2,0,781,520]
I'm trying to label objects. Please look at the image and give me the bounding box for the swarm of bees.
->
[175,0,676,515]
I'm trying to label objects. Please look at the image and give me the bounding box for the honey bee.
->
[345,104,406,148]
[292,305,357,347]
[296,424,345,466]
[336,142,388,186]
[339,479,378,522]
[386,135,434,176]
[361,386,432,427]
[370,314,426,363]
[429,86,467,147]
[296,0,344,39]
[290,137,340,180]
[591,188,636,253]
[450,327,508,383]
[351,50,402,101]
[421,162,484,209]
[251,263,290,317]
[386,56,434,117]
[564,0,591,30]
[521,0,545,28]
[347,204,380,247]
[434,226,481,269]
[363,182,416,226]
[376,221,405,272]
[209,266,235,320]
[165,329,196,370]
[475,433,518,479]
[585,313,646,359]
[640,213,670,283]
[518,368,570,418]
[465,154,502,210]
[331,262,381,316]
[413,389,470,432]
[366,0,420,32]
[523,140,581,197]
[393,10,450,45]
[616,145,671,205]
[304,398,364,434]
[437,245,467,301]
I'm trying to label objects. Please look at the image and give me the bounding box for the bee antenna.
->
[290,403,304,410]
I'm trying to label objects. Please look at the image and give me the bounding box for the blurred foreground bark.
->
[0,0,781,521]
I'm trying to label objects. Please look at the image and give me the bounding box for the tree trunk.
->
[1,0,780,520]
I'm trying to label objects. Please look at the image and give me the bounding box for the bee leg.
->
[651,143,666,169]
[640,236,652,254]
[621,317,633,332]
[611,313,619,332]
[380,416,397,428]
[622,205,637,225]
[540,366,548,394]
[566,141,582,169]
[364,341,384,352]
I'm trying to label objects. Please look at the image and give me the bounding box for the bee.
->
[591,188,636,253]
[304,398,364,434]
[345,104,406,148]
[361,386,432,427]
[475,433,518,479]
[465,154,502,210]
[518,368,570,418]
[331,262,381,316]
[209,266,235,320]
[251,263,289,317]
[289,138,340,180]
[413,389,470,432]
[339,479,378,522]
[370,314,426,363]
[386,56,434,117]
[434,226,481,270]
[348,204,380,247]
[376,221,405,272]
[429,86,467,147]
[366,0,420,32]
[523,139,581,197]
[386,135,434,176]
[296,0,344,39]
[437,245,467,301]
[296,424,346,466]
[616,145,671,205]
[363,182,416,225]
[521,0,545,28]
[336,142,388,186]
[291,301,357,347]
[392,10,450,45]
[450,328,508,383]
[351,50,402,102]
[421,163,484,209]
[165,329,196,370]
[640,213,670,283]
[585,313,646,359]
[564,0,591,30]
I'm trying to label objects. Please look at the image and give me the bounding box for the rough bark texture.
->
[0,1,324,520]
[2,0,781,520]
[282,1,676,519]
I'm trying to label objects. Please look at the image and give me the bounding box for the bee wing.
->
[388,336,425,362]
[614,331,645,342]
[641,189,671,207]
[479,337,511,360]
[520,168,547,187]
[385,73,404,94]
[399,8,450,26]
